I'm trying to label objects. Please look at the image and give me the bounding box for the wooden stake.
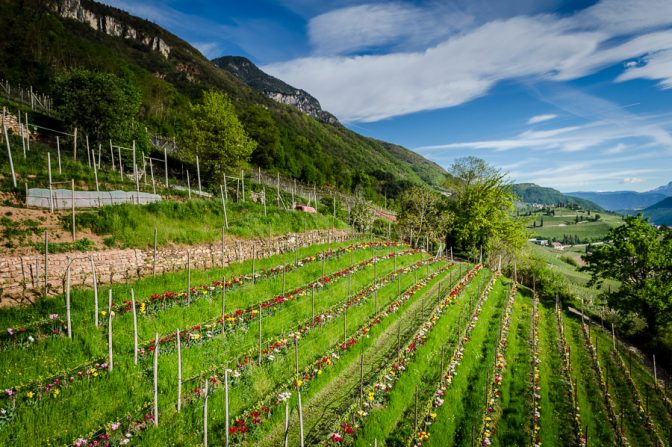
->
[133,140,139,199]
[90,256,98,327]
[153,333,159,427]
[3,123,16,188]
[43,231,48,297]
[241,170,245,202]
[71,179,76,241]
[298,390,305,447]
[132,289,138,365]
[118,146,123,180]
[187,251,191,304]
[187,171,191,199]
[284,398,289,447]
[258,304,263,364]
[66,263,72,339]
[57,136,62,174]
[225,369,230,447]
[73,127,78,161]
[149,157,156,194]
[221,276,226,333]
[164,147,169,188]
[177,328,182,412]
[196,155,202,193]
[153,228,157,276]
[107,289,113,372]
[203,379,208,447]
[220,185,229,229]
[252,245,256,284]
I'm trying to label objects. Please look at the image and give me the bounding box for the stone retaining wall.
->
[0,229,352,303]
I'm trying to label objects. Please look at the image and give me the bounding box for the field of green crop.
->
[526,207,623,242]
[0,236,668,447]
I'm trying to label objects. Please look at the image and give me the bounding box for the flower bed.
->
[476,282,516,446]
[0,314,65,351]
[70,262,458,447]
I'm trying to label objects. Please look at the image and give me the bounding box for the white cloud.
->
[622,177,644,184]
[265,0,672,122]
[308,3,473,55]
[527,114,558,124]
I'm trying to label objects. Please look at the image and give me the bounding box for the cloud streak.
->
[265,0,672,122]
[527,114,557,124]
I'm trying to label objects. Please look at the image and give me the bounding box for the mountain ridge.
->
[512,183,602,210]
[212,56,339,125]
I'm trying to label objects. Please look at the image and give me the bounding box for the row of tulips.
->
[530,293,541,447]
[555,301,585,445]
[325,265,485,446]
[109,241,407,320]
[0,313,65,351]
[412,271,499,446]
[1,242,393,349]
[141,249,422,357]
[581,322,631,446]
[2,250,426,417]
[195,263,458,447]
[477,281,516,446]
[69,262,457,447]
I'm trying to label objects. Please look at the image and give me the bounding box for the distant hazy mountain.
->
[567,190,667,211]
[512,183,602,210]
[639,197,672,226]
[650,181,672,196]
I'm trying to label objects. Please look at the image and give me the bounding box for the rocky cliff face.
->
[52,0,170,58]
[213,56,339,125]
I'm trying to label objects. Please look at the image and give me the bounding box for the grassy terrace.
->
[0,240,431,444]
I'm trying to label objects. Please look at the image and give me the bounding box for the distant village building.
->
[551,242,564,250]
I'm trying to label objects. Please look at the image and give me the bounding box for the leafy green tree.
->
[54,69,143,145]
[181,90,256,175]
[582,215,672,337]
[397,186,446,246]
[444,157,526,259]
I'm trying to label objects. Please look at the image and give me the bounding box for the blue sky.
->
[100,0,672,193]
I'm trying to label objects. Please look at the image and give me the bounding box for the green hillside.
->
[0,0,447,202]
[642,196,672,225]
[512,183,602,210]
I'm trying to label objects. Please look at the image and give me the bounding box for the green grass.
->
[140,263,460,446]
[491,289,533,447]
[0,243,429,444]
[353,270,491,447]
[426,278,507,447]
[563,316,616,445]
[525,207,623,243]
[535,297,575,446]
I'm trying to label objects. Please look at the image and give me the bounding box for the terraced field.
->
[0,237,669,447]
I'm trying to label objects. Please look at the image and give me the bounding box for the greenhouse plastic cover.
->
[26,188,161,209]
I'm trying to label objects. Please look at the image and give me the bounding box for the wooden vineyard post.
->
[311,286,315,322]
[43,231,48,297]
[164,146,169,188]
[133,140,140,200]
[187,171,191,199]
[109,140,114,172]
[611,323,616,350]
[294,335,299,381]
[221,277,227,333]
[107,289,113,372]
[298,390,305,447]
[132,289,138,365]
[252,245,256,284]
[225,369,230,447]
[359,353,364,409]
[241,170,245,202]
[153,333,159,427]
[57,136,62,174]
[220,185,229,229]
[221,227,225,267]
[258,304,263,364]
[71,179,76,241]
[47,152,53,212]
[153,228,158,276]
[196,155,202,194]
[118,146,123,180]
[4,122,17,188]
[177,328,182,412]
[284,397,290,447]
[73,127,77,161]
[66,263,72,339]
[203,379,209,447]
[150,157,156,195]
[90,256,99,327]
[187,251,191,304]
